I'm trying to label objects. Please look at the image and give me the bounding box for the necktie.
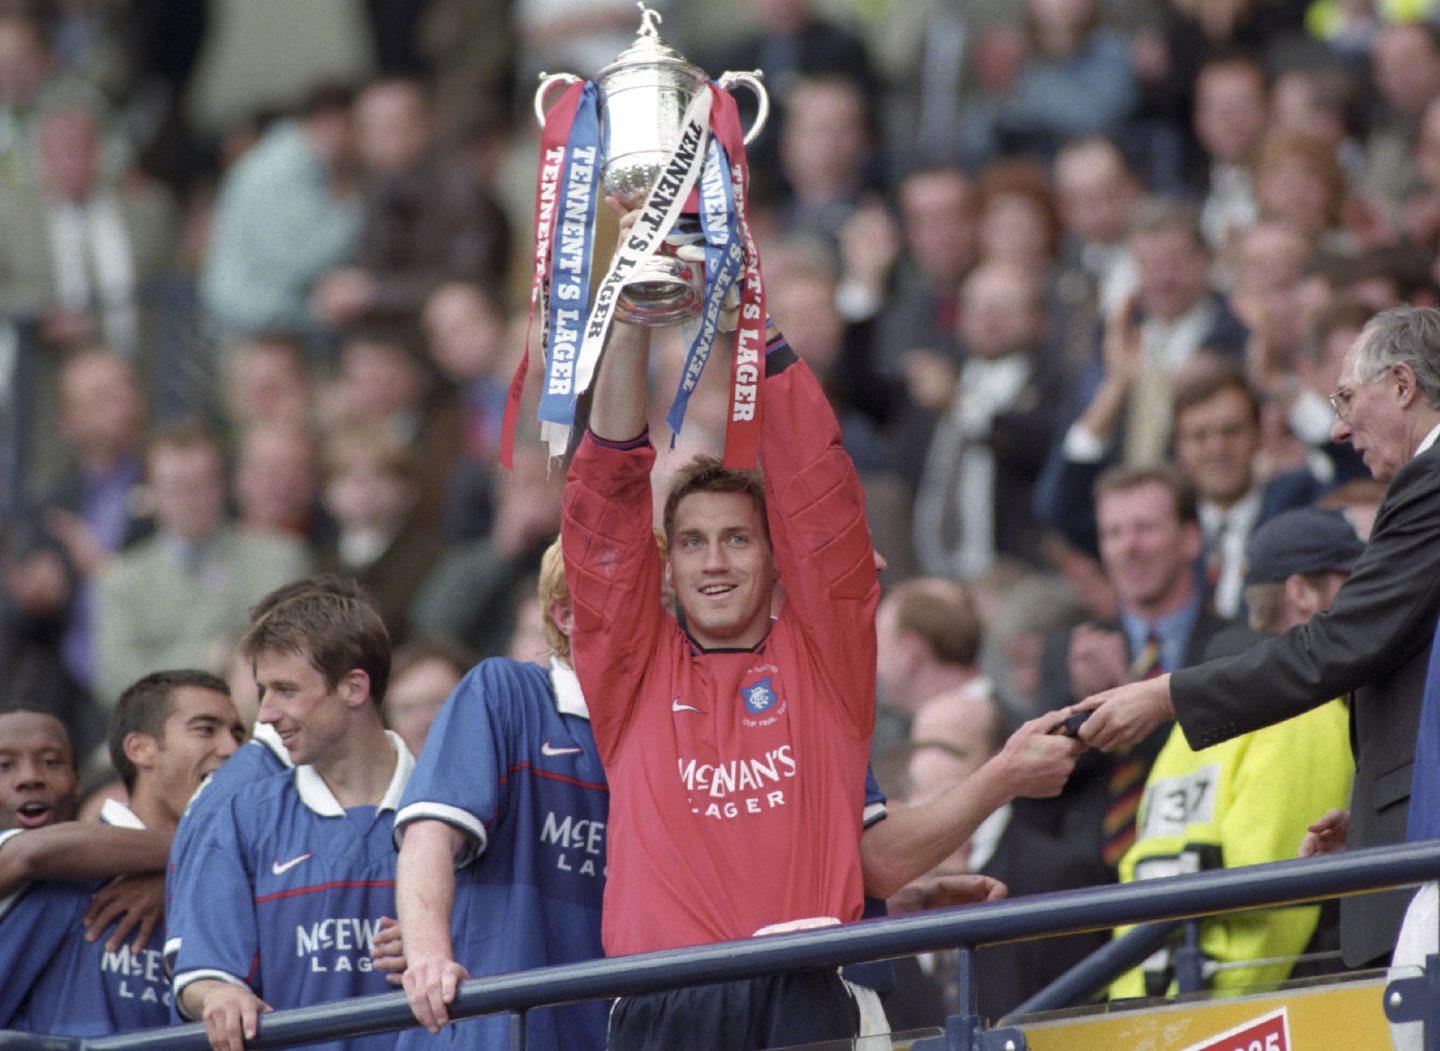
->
[1102,634,1163,867]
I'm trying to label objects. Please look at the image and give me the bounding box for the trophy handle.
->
[534,72,582,129]
[716,70,769,146]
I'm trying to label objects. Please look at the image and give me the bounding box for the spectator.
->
[410,444,561,660]
[772,75,878,249]
[836,163,975,378]
[232,422,329,551]
[322,330,454,527]
[173,586,408,1051]
[1170,360,1327,617]
[318,425,442,647]
[419,280,511,543]
[219,333,315,436]
[1028,466,1232,871]
[974,158,1062,274]
[310,77,510,332]
[1358,22,1440,231]
[200,81,361,339]
[700,0,877,196]
[980,571,1089,722]
[912,260,1061,580]
[94,423,311,704]
[1036,197,1250,553]
[873,577,986,752]
[1051,136,1142,376]
[1111,508,1358,997]
[22,348,151,693]
[1253,130,1353,252]
[0,101,176,361]
[382,638,471,758]
[1193,52,1269,252]
[958,0,1137,168]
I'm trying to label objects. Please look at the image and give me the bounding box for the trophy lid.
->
[596,3,705,80]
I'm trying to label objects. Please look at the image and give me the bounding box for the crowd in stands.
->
[3,0,1440,1039]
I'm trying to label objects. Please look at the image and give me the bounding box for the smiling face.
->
[255,647,361,768]
[0,711,77,830]
[668,491,777,650]
[1096,481,1202,619]
[1173,385,1260,507]
[149,687,244,823]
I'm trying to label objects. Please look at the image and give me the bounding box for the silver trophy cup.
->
[534,4,768,326]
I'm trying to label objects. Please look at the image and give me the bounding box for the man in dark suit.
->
[1075,306,1440,967]
[1027,465,1232,872]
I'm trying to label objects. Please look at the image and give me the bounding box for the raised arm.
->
[588,318,651,442]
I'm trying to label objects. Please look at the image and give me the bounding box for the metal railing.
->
[6,840,1440,1051]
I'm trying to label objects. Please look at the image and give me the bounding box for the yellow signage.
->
[1015,976,1387,1050]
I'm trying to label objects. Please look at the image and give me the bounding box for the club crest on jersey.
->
[742,677,777,714]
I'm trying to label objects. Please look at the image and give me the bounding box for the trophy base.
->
[615,256,704,327]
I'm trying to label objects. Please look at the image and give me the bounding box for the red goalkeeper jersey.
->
[563,341,878,956]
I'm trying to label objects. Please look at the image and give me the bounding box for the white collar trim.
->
[100,798,147,830]
[250,720,295,768]
[1417,422,1440,457]
[293,731,414,817]
[550,657,590,720]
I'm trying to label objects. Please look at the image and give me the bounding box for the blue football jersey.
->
[0,802,170,1035]
[392,659,609,1051]
[172,734,412,1051]
[164,726,290,974]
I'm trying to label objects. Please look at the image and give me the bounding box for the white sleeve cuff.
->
[393,802,488,868]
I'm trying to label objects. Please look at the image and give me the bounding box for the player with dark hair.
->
[562,219,884,1045]
[0,673,241,1034]
[172,586,408,1051]
[163,576,371,978]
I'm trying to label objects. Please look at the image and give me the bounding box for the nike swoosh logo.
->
[671,699,706,714]
[271,852,313,875]
[540,741,583,757]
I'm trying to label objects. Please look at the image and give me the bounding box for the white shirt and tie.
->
[45,191,138,356]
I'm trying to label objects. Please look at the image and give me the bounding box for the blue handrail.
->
[6,840,1440,1050]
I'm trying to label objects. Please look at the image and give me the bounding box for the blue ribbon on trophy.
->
[523,3,769,462]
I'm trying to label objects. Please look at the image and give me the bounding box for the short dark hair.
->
[662,455,768,551]
[1172,356,1261,427]
[109,670,229,792]
[1094,464,1198,526]
[0,706,74,769]
[240,589,392,705]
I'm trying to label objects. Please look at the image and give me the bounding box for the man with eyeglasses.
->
[1066,305,1440,969]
